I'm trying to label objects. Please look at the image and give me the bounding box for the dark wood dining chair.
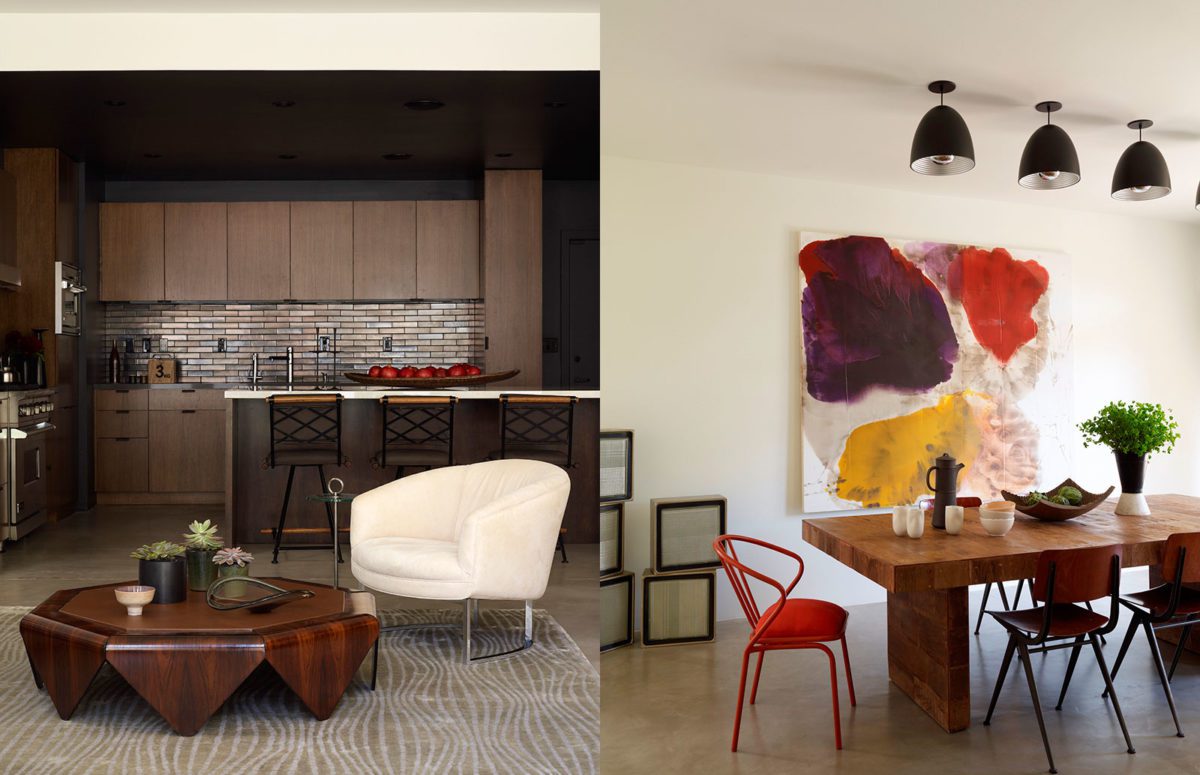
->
[983,543,1133,774]
[713,534,856,751]
[1104,531,1200,738]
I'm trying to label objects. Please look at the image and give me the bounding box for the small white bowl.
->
[114,585,155,616]
[978,514,1015,537]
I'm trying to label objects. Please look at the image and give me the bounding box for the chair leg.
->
[1013,578,1027,609]
[1103,615,1140,698]
[462,599,534,663]
[558,533,569,563]
[996,581,1011,610]
[1169,623,1194,681]
[271,465,296,563]
[1090,633,1135,755]
[370,638,380,691]
[316,465,344,563]
[1016,641,1056,774]
[748,651,766,704]
[731,648,752,752]
[984,633,1017,725]
[975,582,994,635]
[1055,636,1085,710]
[841,635,857,707]
[821,644,843,750]
[1083,601,1106,645]
[392,465,404,481]
[1142,620,1185,737]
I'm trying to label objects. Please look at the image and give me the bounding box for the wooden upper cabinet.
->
[100,203,165,301]
[228,202,291,300]
[353,201,416,299]
[165,203,227,300]
[416,200,480,299]
[290,201,353,300]
[483,171,542,387]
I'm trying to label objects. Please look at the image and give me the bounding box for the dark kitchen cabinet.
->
[99,202,165,301]
[290,201,353,300]
[228,202,291,299]
[95,438,149,493]
[165,202,227,300]
[416,200,480,299]
[148,409,224,493]
[353,200,416,300]
[483,171,542,387]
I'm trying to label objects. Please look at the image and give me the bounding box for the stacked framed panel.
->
[600,502,624,578]
[599,429,635,651]
[640,496,725,647]
[599,429,634,502]
[600,571,635,652]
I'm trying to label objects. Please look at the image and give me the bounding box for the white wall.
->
[601,154,1200,620]
[0,12,598,71]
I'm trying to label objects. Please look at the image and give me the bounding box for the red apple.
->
[435,367,448,377]
[398,366,416,378]
[368,365,383,377]
[465,364,482,376]
[448,365,466,377]
[415,367,435,378]
[380,365,400,379]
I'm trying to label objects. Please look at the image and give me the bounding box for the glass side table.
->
[306,477,356,589]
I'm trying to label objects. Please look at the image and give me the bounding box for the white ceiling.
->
[602,0,1200,222]
[0,0,596,11]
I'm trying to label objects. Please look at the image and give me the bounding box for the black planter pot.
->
[1114,451,1146,494]
[138,558,188,604]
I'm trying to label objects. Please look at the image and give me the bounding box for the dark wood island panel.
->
[227,396,598,546]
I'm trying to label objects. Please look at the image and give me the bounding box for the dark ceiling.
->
[0,70,598,181]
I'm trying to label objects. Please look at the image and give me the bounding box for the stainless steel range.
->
[0,388,55,550]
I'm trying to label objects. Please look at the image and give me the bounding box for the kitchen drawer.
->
[95,389,149,411]
[148,409,225,492]
[95,409,148,439]
[147,388,228,411]
[95,437,149,493]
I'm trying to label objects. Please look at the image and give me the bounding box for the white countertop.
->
[223,388,601,400]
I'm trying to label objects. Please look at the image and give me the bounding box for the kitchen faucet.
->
[266,347,295,390]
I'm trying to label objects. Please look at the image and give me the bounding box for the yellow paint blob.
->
[836,392,983,507]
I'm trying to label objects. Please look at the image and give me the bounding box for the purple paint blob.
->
[800,236,958,403]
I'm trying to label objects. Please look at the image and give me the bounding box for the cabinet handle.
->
[181,409,196,414]
[116,389,129,394]
[115,437,130,442]
[182,389,196,394]
[116,410,130,415]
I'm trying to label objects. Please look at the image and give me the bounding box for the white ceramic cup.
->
[906,506,925,539]
[944,505,964,535]
[892,506,909,537]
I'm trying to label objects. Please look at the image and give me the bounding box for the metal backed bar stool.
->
[371,395,457,480]
[264,393,347,564]
[491,394,578,562]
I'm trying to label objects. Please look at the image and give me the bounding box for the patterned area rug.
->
[0,607,598,774]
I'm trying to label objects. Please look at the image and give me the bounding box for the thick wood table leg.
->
[887,586,970,732]
[20,615,108,720]
[261,614,379,720]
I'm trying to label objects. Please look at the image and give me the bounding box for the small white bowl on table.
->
[978,503,1015,537]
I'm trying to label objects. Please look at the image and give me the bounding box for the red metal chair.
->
[1105,531,1200,737]
[983,544,1133,774]
[713,535,856,752]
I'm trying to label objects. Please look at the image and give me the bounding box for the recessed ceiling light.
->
[278,154,298,160]
[104,99,127,107]
[543,101,567,109]
[382,153,413,161]
[143,153,163,159]
[494,152,513,158]
[404,98,445,111]
[272,100,296,108]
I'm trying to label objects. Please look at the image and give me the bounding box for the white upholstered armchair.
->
[350,459,571,670]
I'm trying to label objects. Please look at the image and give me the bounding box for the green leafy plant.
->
[1078,401,1180,458]
[212,547,254,567]
[130,541,186,561]
[182,519,224,551]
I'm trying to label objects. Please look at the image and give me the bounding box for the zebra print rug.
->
[0,607,598,774]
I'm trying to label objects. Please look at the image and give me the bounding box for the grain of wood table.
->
[802,494,1200,733]
[19,578,378,735]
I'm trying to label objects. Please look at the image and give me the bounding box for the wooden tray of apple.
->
[343,364,519,388]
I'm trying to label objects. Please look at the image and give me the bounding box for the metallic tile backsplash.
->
[100,301,485,383]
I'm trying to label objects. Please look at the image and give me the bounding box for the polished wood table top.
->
[802,494,1200,593]
[20,578,378,736]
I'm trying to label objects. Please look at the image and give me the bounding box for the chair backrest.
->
[267,393,342,467]
[1162,532,1200,585]
[1031,544,1123,604]
[380,395,456,464]
[500,394,577,466]
[713,535,802,638]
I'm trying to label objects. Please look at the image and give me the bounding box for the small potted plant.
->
[182,519,224,592]
[1079,401,1180,516]
[212,547,254,598]
[131,540,188,603]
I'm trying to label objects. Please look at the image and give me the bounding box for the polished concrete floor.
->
[602,589,1200,774]
[0,505,599,669]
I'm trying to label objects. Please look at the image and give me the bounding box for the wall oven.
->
[55,262,85,336]
[0,389,55,549]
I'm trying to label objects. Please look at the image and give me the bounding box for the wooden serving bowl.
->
[1001,478,1115,522]
[342,369,519,388]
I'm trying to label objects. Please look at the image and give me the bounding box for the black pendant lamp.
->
[1111,120,1171,200]
[1018,101,1080,189]
[910,81,975,175]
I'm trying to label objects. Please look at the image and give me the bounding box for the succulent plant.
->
[131,541,187,561]
[182,519,224,551]
[212,547,254,567]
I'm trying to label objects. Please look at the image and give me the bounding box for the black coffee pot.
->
[925,453,965,530]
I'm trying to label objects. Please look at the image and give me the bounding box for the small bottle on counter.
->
[108,341,121,384]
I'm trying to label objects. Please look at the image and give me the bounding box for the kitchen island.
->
[223,387,601,546]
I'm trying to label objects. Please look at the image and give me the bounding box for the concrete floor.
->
[601,589,1200,775]
[0,505,599,669]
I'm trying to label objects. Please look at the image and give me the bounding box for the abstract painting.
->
[799,232,1073,511]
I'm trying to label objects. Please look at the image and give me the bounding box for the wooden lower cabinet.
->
[148,410,224,493]
[95,438,149,493]
[47,406,78,520]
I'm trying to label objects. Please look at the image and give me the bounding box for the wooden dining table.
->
[802,494,1200,733]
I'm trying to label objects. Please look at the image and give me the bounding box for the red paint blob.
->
[946,247,1049,363]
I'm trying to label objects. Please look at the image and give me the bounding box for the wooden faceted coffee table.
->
[19,578,378,736]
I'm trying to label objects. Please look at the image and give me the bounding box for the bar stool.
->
[491,394,577,562]
[264,394,347,564]
[371,396,457,480]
